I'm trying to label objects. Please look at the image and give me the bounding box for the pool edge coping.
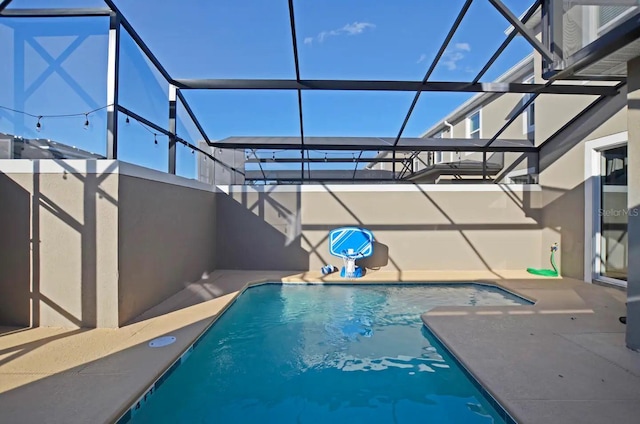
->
[421,319,521,424]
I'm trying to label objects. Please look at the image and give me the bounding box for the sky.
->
[0,0,534,177]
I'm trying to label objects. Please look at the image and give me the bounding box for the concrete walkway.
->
[0,270,637,424]
[422,278,640,424]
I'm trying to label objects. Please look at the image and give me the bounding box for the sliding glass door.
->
[598,145,628,282]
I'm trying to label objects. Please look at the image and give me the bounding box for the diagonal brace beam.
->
[0,0,13,12]
[393,0,475,147]
[474,0,541,83]
[484,86,543,148]
[488,0,554,62]
[176,90,211,144]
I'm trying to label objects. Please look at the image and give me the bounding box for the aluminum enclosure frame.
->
[0,0,626,182]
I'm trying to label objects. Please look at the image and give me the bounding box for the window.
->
[598,6,636,34]
[413,157,421,172]
[510,174,538,184]
[467,110,481,139]
[522,76,535,135]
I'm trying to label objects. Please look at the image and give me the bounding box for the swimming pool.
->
[125,284,529,423]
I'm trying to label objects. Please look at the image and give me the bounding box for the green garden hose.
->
[527,243,559,277]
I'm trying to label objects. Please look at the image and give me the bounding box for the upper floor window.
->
[598,6,635,34]
[467,110,481,139]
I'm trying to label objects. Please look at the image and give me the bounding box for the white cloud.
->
[417,53,427,64]
[442,51,464,70]
[441,42,471,70]
[342,22,376,35]
[304,21,376,45]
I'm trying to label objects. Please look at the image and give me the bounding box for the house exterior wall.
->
[533,49,628,279]
[626,55,640,350]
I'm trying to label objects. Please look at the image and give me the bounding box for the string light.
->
[0,104,111,135]
[0,104,110,120]
[3,104,212,166]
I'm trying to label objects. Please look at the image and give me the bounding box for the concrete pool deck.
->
[0,270,638,423]
[422,279,640,424]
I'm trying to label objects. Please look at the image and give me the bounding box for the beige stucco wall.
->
[533,49,629,279]
[432,92,534,182]
[117,174,217,326]
[440,92,531,142]
[0,160,217,328]
[216,185,543,272]
[0,161,119,328]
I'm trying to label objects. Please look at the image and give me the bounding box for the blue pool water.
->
[128,284,529,423]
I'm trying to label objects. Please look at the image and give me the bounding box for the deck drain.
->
[149,336,176,348]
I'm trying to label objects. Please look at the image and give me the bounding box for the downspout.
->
[443,120,454,162]
[444,120,454,137]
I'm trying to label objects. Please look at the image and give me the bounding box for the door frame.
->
[584,131,628,287]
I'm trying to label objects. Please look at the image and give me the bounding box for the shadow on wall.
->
[539,87,627,172]
[358,241,389,270]
[0,161,119,328]
[216,188,309,271]
[538,87,628,280]
[217,183,544,276]
[117,175,218,326]
[0,172,31,327]
[539,182,583,279]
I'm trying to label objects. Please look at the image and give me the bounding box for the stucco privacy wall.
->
[0,160,217,328]
[0,160,119,328]
[216,185,543,272]
[117,172,217,326]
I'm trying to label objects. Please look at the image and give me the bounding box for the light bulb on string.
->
[36,116,42,132]
[83,114,90,130]
[125,115,130,125]
[154,134,158,145]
